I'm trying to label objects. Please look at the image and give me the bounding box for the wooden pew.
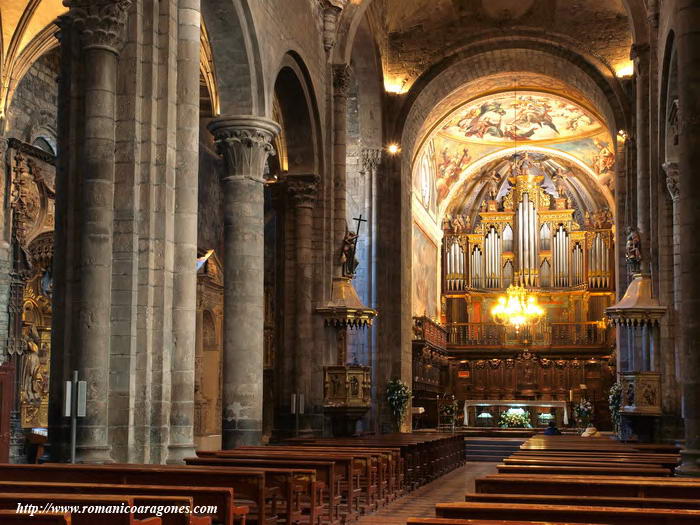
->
[239,445,398,504]
[285,433,464,486]
[409,520,603,525]
[0,493,174,525]
[0,482,231,525]
[279,442,405,493]
[435,501,700,524]
[464,492,700,510]
[186,457,329,525]
[199,449,367,518]
[0,464,271,525]
[0,510,74,524]
[496,463,670,477]
[475,474,700,498]
[510,452,680,469]
[502,458,668,470]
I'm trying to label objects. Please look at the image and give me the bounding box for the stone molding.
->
[322,1,348,53]
[662,161,680,202]
[64,0,132,54]
[208,116,281,184]
[332,64,352,97]
[286,173,320,208]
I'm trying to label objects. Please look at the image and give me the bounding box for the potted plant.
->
[385,378,411,432]
[608,382,622,438]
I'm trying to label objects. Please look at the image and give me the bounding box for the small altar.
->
[463,399,570,427]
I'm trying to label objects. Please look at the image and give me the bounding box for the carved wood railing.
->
[447,321,608,348]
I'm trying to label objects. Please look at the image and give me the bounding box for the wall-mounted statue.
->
[625,227,642,274]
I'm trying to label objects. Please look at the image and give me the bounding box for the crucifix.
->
[341,215,367,277]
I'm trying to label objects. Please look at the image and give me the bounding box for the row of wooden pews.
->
[187,433,464,524]
[0,433,463,525]
[416,434,700,525]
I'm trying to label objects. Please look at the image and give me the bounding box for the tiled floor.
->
[358,462,498,524]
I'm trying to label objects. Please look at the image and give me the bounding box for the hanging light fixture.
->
[491,284,545,330]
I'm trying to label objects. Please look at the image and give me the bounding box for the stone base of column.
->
[165,443,196,464]
[222,422,262,449]
[676,449,700,477]
[75,445,114,464]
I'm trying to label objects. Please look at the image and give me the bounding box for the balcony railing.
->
[447,321,608,348]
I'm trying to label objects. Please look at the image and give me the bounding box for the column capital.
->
[63,0,132,54]
[361,147,382,174]
[630,43,650,62]
[662,161,680,202]
[286,173,320,208]
[332,64,352,97]
[208,116,281,184]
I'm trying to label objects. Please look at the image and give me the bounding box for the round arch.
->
[439,146,615,222]
[201,0,265,116]
[273,52,322,175]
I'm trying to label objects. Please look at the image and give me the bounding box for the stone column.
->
[286,174,320,429]
[632,43,651,273]
[208,116,280,448]
[677,0,700,476]
[67,0,131,464]
[167,0,200,464]
[333,65,351,275]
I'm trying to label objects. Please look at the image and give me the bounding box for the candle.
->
[569,389,573,402]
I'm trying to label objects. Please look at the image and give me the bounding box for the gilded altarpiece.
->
[195,250,224,450]
[6,140,55,429]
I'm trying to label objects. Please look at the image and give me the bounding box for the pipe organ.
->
[443,171,614,293]
[441,162,615,352]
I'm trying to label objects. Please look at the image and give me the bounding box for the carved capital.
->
[286,173,320,208]
[208,116,281,184]
[332,64,352,97]
[361,148,382,175]
[630,43,650,62]
[662,161,680,202]
[64,0,132,54]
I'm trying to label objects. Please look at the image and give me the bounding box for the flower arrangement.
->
[574,399,593,428]
[498,408,532,428]
[385,378,411,431]
[609,382,622,437]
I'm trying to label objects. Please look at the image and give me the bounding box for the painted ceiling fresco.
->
[413,91,615,223]
[440,91,603,145]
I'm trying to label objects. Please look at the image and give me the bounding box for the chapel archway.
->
[409,81,620,428]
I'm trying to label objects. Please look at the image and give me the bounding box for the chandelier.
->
[491,284,545,330]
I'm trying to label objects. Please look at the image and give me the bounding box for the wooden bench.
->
[201,449,370,518]
[241,445,399,504]
[502,458,667,470]
[435,501,700,524]
[0,493,178,525]
[510,452,680,469]
[475,474,700,498]
[0,510,74,524]
[186,457,329,525]
[0,510,75,525]
[233,446,386,510]
[0,482,231,525]
[407,518,607,525]
[464,492,700,510]
[496,463,670,477]
[0,464,271,525]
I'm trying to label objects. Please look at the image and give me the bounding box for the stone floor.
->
[358,462,498,524]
